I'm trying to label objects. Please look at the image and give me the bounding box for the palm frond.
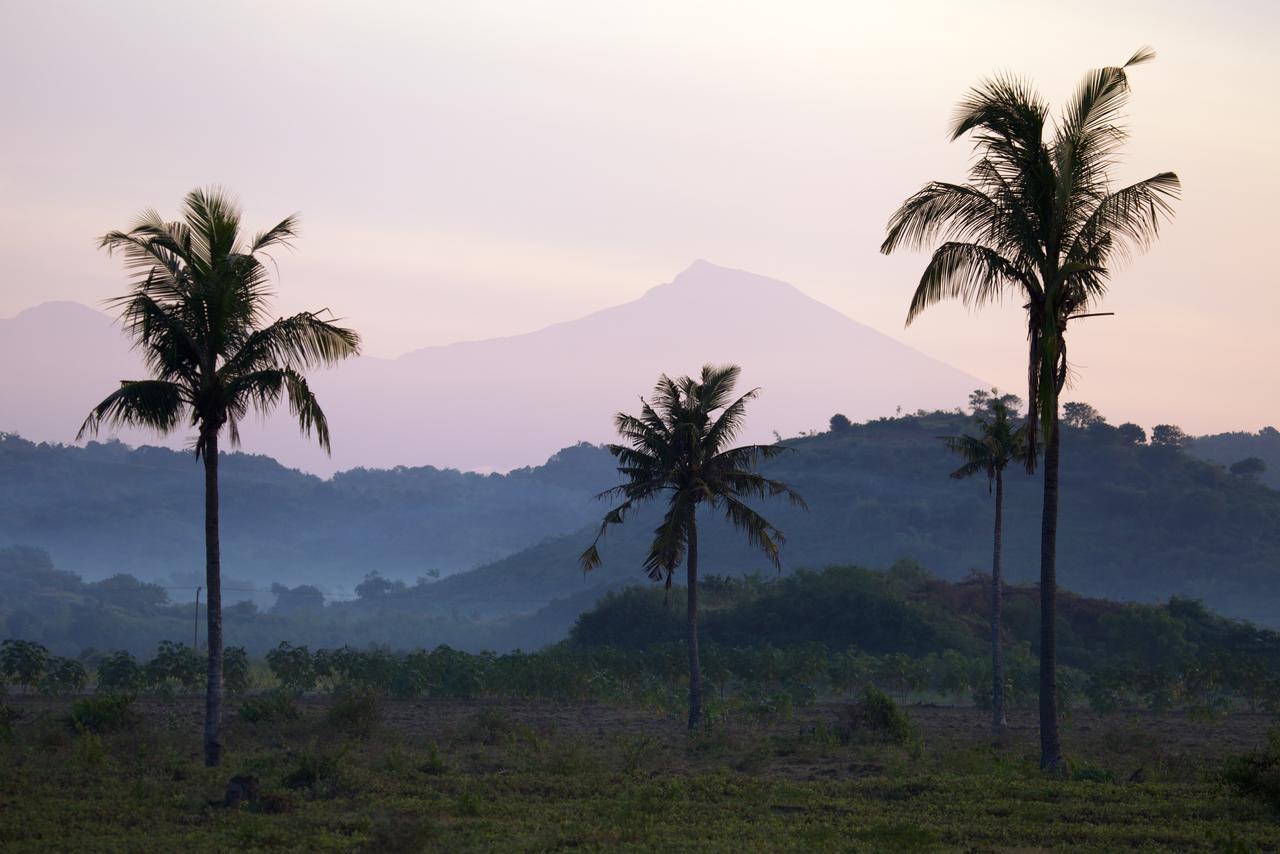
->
[906,242,1030,324]
[225,368,333,452]
[720,495,785,568]
[78,380,187,440]
[221,311,361,376]
[250,214,300,253]
[642,501,691,584]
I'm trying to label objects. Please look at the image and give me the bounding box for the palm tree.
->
[78,187,360,766]
[580,364,805,729]
[942,391,1029,735]
[880,49,1178,772]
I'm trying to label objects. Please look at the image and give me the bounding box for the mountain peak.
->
[5,300,110,324]
[643,260,804,303]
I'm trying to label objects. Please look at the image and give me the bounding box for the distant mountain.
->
[0,261,982,475]
[0,301,147,447]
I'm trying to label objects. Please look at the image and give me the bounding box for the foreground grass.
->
[0,697,1274,852]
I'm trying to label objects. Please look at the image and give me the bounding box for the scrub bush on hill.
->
[1224,728,1280,811]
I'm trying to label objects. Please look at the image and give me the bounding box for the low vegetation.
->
[1,693,1274,851]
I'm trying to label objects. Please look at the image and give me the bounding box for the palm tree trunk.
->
[203,433,224,767]
[991,470,1008,735]
[1039,419,1065,773]
[686,512,703,730]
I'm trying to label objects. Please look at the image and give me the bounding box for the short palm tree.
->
[942,392,1029,734]
[78,187,360,766]
[881,48,1178,772]
[580,364,805,728]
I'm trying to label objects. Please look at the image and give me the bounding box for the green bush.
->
[0,702,21,742]
[466,707,517,745]
[95,651,144,695]
[1223,727,1280,811]
[266,642,316,693]
[40,657,88,696]
[326,685,381,737]
[68,694,137,734]
[145,641,203,691]
[282,745,349,797]
[840,685,914,745]
[239,690,301,725]
[224,646,250,695]
[0,639,48,691]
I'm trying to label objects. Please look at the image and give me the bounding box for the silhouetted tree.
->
[969,388,1023,417]
[829,413,853,432]
[356,572,394,599]
[78,188,360,766]
[270,583,327,614]
[1230,457,1266,479]
[1151,424,1189,449]
[941,395,1028,734]
[1117,422,1147,445]
[881,49,1178,772]
[1062,402,1105,429]
[581,365,805,728]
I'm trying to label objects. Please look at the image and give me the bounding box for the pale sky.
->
[2,0,1277,435]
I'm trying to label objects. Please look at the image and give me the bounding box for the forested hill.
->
[2,411,1279,626]
[424,413,1280,627]
[1191,428,1280,490]
[0,434,613,592]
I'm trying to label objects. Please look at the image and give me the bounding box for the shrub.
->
[840,685,914,745]
[282,745,349,797]
[419,742,449,776]
[73,729,108,768]
[145,641,203,691]
[95,651,144,695]
[0,639,48,691]
[0,702,20,742]
[466,707,517,745]
[40,657,88,696]
[1223,727,1280,811]
[239,690,301,725]
[266,642,315,693]
[327,685,381,737]
[224,646,251,695]
[68,694,137,734]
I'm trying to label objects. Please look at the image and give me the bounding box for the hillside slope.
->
[426,414,1280,627]
[4,411,1278,626]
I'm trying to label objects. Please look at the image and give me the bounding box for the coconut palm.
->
[580,364,805,728]
[941,391,1029,735]
[78,187,360,766]
[880,49,1178,772]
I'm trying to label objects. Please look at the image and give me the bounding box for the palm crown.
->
[942,395,1030,488]
[78,187,360,453]
[881,47,1179,454]
[580,364,805,585]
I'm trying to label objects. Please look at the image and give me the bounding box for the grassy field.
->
[0,695,1275,852]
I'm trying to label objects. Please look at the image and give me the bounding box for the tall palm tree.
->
[941,391,1029,735]
[580,364,805,729]
[78,187,360,766]
[880,49,1178,772]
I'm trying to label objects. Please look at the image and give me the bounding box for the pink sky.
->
[2,1,1277,435]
